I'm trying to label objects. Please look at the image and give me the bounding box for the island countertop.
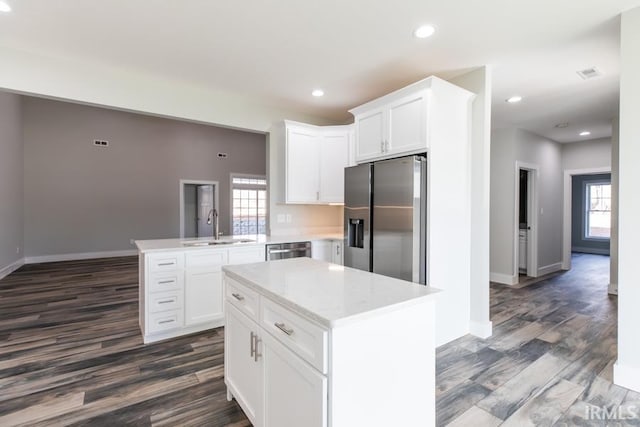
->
[222,257,439,328]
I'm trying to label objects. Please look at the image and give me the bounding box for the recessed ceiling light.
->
[555,122,569,128]
[579,131,591,136]
[506,96,522,103]
[414,25,435,39]
[311,89,324,97]
[0,1,11,12]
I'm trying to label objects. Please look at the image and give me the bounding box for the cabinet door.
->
[311,240,332,262]
[319,132,350,203]
[225,304,263,426]
[185,270,223,325]
[331,240,343,265]
[263,333,327,427]
[286,126,320,203]
[387,90,428,156]
[354,108,385,162]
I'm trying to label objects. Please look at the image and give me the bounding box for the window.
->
[585,182,611,239]
[232,175,267,235]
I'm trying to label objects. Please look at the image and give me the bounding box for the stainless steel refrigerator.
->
[344,155,427,284]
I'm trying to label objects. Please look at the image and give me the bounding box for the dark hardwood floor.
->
[0,253,632,426]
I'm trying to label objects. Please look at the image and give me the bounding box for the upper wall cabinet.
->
[349,76,471,163]
[284,121,352,205]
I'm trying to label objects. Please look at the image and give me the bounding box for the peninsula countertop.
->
[222,257,440,328]
[135,233,343,253]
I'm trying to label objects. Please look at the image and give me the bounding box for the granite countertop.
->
[135,233,343,253]
[222,257,439,328]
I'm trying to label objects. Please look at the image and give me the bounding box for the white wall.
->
[610,119,619,294]
[614,6,640,393]
[490,128,563,283]
[450,66,493,338]
[561,138,612,171]
[0,92,24,277]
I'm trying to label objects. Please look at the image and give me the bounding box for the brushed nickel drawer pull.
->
[158,279,174,284]
[158,262,175,266]
[232,293,245,301]
[274,322,294,336]
[250,331,255,357]
[158,319,174,324]
[158,299,174,304]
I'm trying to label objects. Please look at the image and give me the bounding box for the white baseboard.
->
[0,258,25,280]
[490,272,517,285]
[614,361,640,393]
[537,262,563,277]
[572,246,610,255]
[24,250,138,264]
[469,320,493,339]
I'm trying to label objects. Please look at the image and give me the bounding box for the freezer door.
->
[372,156,426,283]
[343,163,372,272]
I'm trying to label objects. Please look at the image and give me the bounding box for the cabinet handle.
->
[158,299,174,304]
[316,191,320,201]
[250,331,256,358]
[158,279,174,284]
[232,293,245,301]
[336,245,340,256]
[157,262,175,266]
[274,322,294,336]
[254,336,262,362]
[158,319,174,325]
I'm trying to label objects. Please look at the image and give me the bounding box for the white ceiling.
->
[1,0,638,143]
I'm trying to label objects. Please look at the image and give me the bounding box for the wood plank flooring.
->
[0,253,630,426]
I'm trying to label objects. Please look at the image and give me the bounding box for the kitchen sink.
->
[182,239,255,247]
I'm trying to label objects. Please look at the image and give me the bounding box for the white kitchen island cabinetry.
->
[223,257,438,427]
[137,242,265,344]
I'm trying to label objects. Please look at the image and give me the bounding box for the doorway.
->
[514,162,539,283]
[180,180,219,239]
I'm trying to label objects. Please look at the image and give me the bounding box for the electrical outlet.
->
[130,239,135,245]
[16,246,20,254]
[277,214,286,224]
[286,214,292,223]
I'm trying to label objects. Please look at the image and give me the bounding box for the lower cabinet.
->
[311,239,343,265]
[185,270,223,326]
[225,278,328,427]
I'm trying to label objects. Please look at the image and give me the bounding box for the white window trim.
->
[583,180,611,241]
[230,173,267,235]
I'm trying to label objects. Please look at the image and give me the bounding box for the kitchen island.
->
[223,257,439,427]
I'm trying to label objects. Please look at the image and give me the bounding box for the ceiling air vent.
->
[577,67,602,80]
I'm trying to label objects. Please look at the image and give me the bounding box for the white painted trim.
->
[179,179,220,239]
[0,258,25,280]
[24,250,137,264]
[614,361,640,393]
[228,173,268,235]
[571,246,611,256]
[490,272,518,285]
[514,162,540,282]
[537,262,563,277]
[562,167,611,270]
[469,320,493,339]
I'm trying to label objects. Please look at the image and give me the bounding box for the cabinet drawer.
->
[148,291,183,313]
[148,252,184,272]
[228,245,266,264]
[225,276,259,321]
[147,310,184,333]
[261,298,328,374]
[149,272,184,293]
[186,249,228,270]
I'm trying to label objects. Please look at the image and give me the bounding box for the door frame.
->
[513,161,539,281]
[179,179,220,239]
[562,167,611,270]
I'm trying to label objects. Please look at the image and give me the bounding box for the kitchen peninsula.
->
[223,257,439,427]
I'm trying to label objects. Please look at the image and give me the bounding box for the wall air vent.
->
[93,140,109,147]
[576,67,603,80]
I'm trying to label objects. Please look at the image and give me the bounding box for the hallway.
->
[437,254,638,426]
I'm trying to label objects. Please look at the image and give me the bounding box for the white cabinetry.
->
[284,121,351,204]
[139,244,266,344]
[311,239,343,265]
[331,240,343,265]
[224,276,329,427]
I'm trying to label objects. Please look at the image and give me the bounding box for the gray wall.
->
[491,128,563,280]
[571,173,611,254]
[23,97,266,257]
[0,92,24,270]
[562,138,612,171]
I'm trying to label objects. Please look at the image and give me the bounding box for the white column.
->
[614,6,640,393]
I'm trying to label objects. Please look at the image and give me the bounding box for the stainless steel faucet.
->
[206,208,220,240]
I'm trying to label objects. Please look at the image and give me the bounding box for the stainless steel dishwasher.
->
[265,241,312,261]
